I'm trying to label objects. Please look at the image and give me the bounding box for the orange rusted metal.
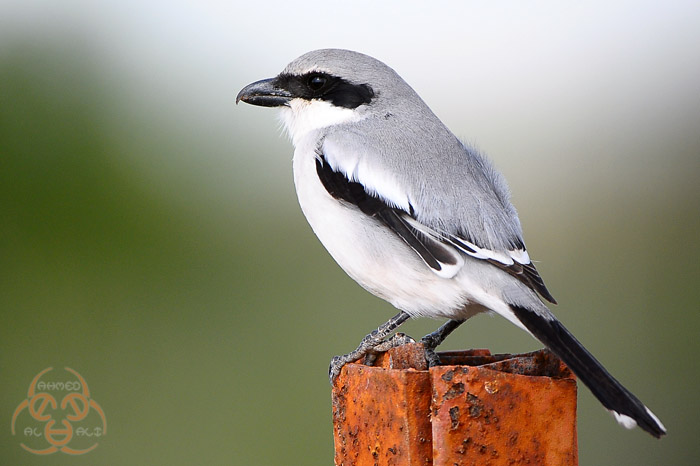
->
[431,350,578,466]
[331,344,578,466]
[331,344,432,466]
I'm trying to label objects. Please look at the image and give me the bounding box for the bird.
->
[236,48,666,438]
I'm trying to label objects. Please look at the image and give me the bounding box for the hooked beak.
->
[236,77,293,107]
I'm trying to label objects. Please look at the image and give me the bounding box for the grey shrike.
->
[236,49,666,438]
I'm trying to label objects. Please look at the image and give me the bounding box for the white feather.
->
[407,219,525,268]
[509,249,531,264]
[468,244,515,265]
[611,411,638,430]
[279,99,366,146]
[428,247,464,279]
[402,216,537,276]
[322,137,411,212]
[645,407,667,433]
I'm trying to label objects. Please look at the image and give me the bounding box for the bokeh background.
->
[1,1,699,464]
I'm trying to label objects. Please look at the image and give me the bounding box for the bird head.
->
[236,49,422,144]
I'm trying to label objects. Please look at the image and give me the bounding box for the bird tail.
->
[510,304,666,438]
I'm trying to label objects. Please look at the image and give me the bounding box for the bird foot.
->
[329,332,415,384]
[420,331,446,367]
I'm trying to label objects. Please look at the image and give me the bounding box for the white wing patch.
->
[403,216,532,268]
[451,235,531,266]
[322,138,411,212]
[508,248,531,265]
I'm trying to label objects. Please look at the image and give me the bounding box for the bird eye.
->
[308,75,327,91]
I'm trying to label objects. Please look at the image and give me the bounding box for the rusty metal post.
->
[331,343,578,466]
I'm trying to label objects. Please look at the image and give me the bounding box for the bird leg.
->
[420,319,465,367]
[329,311,411,384]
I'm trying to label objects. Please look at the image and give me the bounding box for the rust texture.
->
[331,345,433,466]
[332,344,578,466]
[431,350,578,466]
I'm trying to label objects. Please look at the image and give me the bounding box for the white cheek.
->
[278,99,365,146]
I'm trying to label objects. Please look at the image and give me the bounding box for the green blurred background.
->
[1,1,698,464]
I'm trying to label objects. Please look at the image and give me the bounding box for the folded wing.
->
[315,149,556,303]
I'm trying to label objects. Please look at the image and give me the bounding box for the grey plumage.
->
[289,50,525,251]
[237,48,666,438]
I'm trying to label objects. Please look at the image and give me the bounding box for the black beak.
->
[236,77,293,107]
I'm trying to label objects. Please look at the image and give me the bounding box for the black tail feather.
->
[510,305,666,438]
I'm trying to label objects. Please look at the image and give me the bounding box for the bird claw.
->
[420,334,443,367]
[329,332,416,384]
[422,346,442,367]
